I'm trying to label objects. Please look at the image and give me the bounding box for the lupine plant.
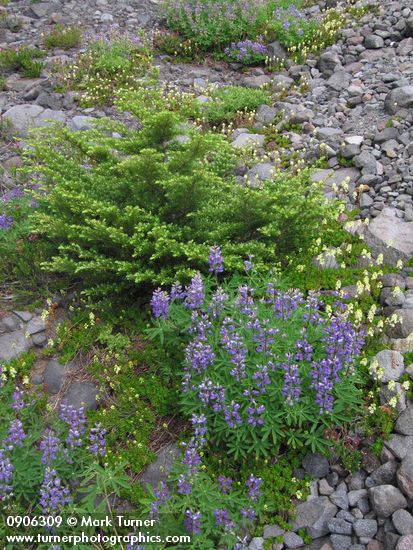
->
[149,249,365,458]
[141,413,264,549]
[224,38,268,65]
[162,0,271,53]
[0,367,129,541]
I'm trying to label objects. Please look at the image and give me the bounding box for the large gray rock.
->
[310,167,359,200]
[140,443,180,488]
[274,101,314,124]
[268,41,288,60]
[384,434,413,460]
[348,488,368,506]
[317,51,341,76]
[67,116,96,132]
[330,482,349,510]
[315,127,343,142]
[397,455,413,500]
[384,87,413,115]
[26,318,46,336]
[25,2,52,18]
[327,517,352,535]
[283,532,304,548]
[255,105,277,124]
[3,105,44,137]
[395,408,413,436]
[371,350,404,383]
[366,461,398,488]
[0,330,32,362]
[387,309,413,339]
[232,133,265,149]
[353,519,377,538]
[64,381,98,410]
[303,453,330,478]
[327,70,351,91]
[3,105,66,137]
[44,359,75,395]
[364,34,384,49]
[329,534,352,549]
[292,496,338,538]
[354,151,378,175]
[13,311,33,323]
[392,509,413,535]
[369,485,407,517]
[246,163,275,185]
[396,535,413,550]
[364,208,413,266]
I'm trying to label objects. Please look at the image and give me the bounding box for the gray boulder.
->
[369,485,407,517]
[384,87,413,115]
[255,105,277,124]
[397,455,413,500]
[317,51,341,77]
[366,462,398,488]
[140,443,180,488]
[396,535,413,550]
[292,497,338,538]
[44,359,75,395]
[232,133,265,149]
[364,35,384,49]
[0,330,32,362]
[2,105,66,138]
[68,116,96,132]
[364,208,413,266]
[384,434,413,460]
[392,509,413,535]
[64,381,98,410]
[327,70,351,92]
[354,151,378,175]
[274,101,314,124]
[353,519,377,538]
[283,532,304,549]
[268,41,288,60]
[26,318,46,336]
[395,408,413,436]
[387,309,413,339]
[371,350,404,383]
[302,453,330,478]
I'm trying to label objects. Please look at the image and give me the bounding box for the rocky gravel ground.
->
[1,1,413,549]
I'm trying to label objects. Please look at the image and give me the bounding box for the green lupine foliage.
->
[25,101,338,299]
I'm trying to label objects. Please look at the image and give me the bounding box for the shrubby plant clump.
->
[25,96,337,299]
[150,251,365,459]
[159,0,355,64]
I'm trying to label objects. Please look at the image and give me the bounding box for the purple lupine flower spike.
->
[4,419,27,450]
[0,449,13,500]
[89,423,107,456]
[151,288,170,319]
[208,245,224,274]
[39,468,71,514]
[246,474,262,501]
[11,388,25,411]
[40,430,60,465]
[59,403,86,450]
[184,274,205,310]
[183,509,202,535]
